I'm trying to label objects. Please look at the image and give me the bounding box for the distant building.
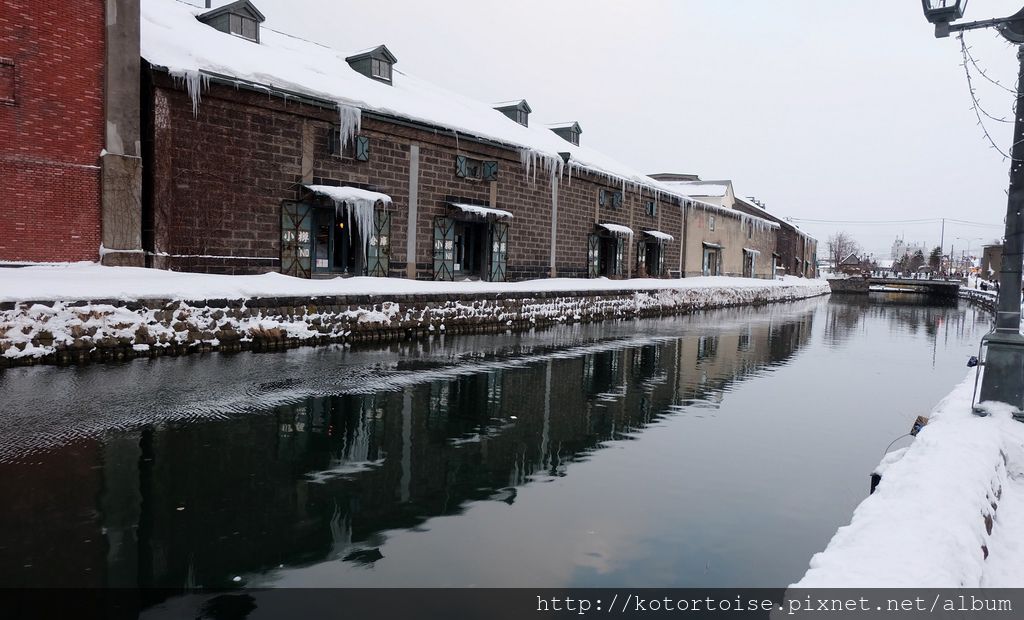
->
[891,237,926,262]
[982,244,1003,279]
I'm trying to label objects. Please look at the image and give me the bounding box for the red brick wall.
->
[0,0,104,262]
[149,73,687,280]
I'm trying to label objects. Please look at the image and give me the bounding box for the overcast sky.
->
[202,0,1024,259]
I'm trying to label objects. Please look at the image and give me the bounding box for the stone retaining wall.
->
[0,282,831,368]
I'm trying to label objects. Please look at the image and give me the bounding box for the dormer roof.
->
[548,121,582,146]
[345,44,398,65]
[197,0,265,24]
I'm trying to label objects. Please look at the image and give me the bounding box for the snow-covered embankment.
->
[0,264,829,367]
[796,371,1024,587]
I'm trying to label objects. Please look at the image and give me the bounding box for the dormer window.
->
[229,13,258,41]
[548,121,582,146]
[493,99,532,127]
[371,58,392,81]
[346,45,398,85]
[197,0,266,44]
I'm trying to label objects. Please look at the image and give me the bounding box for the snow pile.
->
[0,263,829,304]
[795,371,1024,587]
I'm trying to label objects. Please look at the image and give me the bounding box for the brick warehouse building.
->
[140,0,693,281]
[7,0,815,281]
[0,0,144,265]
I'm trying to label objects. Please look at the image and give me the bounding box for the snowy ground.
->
[795,370,1024,587]
[0,262,828,303]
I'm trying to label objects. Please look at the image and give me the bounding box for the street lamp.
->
[923,3,1024,417]
[956,236,982,267]
[922,0,968,37]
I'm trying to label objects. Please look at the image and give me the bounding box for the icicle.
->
[337,103,362,149]
[332,197,377,255]
[177,70,210,118]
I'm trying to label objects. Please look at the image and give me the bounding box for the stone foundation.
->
[0,282,830,368]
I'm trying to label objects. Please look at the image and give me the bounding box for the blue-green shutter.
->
[433,216,455,280]
[488,222,508,282]
[613,237,624,277]
[281,201,313,278]
[613,191,624,209]
[456,155,469,178]
[598,189,607,207]
[482,160,498,181]
[587,234,600,278]
[366,209,390,277]
[355,136,370,161]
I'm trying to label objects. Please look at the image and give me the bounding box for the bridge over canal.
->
[828,276,961,298]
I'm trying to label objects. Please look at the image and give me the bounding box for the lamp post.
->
[923,0,1024,416]
[956,236,982,275]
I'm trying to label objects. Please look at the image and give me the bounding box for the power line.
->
[787,217,1001,228]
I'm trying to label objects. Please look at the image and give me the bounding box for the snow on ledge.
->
[598,223,634,237]
[305,185,392,206]
[643,230,674,241]
[448,202,513,219]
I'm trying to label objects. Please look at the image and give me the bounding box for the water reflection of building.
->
[0,307,817,603]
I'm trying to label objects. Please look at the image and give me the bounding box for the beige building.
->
[650,175,778,278]
[680,203,777,278]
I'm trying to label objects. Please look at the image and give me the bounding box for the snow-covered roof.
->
[598,223,634,237]
[643,230,674,241]
[448,202,513,220]
[306,184,392,206]
[658,180,731,197]
[140,0,692,199]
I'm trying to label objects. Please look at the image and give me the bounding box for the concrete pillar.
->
[406,144,420,279]
[549,176,558,277]
[101,0,144,267]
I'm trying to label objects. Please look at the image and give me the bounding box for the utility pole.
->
[923,2,1024,416]
[939,217,945,275]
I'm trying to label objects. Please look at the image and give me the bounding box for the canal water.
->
[0,294,990,593]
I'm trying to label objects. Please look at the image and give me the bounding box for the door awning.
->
[306,184,392,207]
[448,202,513,219]
[643,230,673,241]
[702,242,722,249]
[598,222,634,237]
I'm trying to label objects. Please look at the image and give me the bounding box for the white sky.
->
[201,0,1023,259]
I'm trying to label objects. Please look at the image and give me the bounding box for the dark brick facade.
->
[145,72,683,281]
[734,200,817,278]
[0,0,104,262]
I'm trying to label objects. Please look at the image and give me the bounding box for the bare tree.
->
[827,232,860,272]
